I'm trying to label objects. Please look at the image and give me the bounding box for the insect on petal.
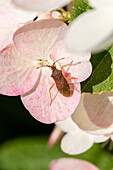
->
[21,67,81,124]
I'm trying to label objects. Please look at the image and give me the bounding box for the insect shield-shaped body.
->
[37,56,78,105]
[50,65,73,97]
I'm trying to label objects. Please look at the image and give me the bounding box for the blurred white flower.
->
[65,1,113,53]
[12,0,72,11]
[88,0,113,9]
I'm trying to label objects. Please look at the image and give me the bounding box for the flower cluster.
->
[0,2,92,123]
[1,1,113,166]
[48,92,113,154]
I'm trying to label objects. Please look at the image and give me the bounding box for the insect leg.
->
[49,83,55,105]
[66,77,80,93]
[61,60,73,71]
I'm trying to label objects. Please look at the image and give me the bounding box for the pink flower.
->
[12,0,72,11]
[72,92,113,137]
[54,117,108,155]
[0,0,35,51]
[49,158,99,170]
[0,19,91,124]
[48,92,113,154]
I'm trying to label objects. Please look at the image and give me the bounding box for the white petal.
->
[61,133,94,155]
[12,0,72,11]
[93,135,109,143]
[89,0,113,9]
[65,8,113,53]
[56,117,80,133]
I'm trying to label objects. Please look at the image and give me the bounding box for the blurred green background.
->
[0,95,113,170]
[0,95,54,144]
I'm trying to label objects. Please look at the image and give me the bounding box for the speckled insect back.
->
[51,64,73,97]
[37,55,79,105]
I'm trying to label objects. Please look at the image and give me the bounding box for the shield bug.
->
[37,55,79,105]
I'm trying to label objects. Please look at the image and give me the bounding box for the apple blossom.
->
[65,0,113,54]
[49,158,99,170]
[48,92,113,154]
[55,117,108,155]
[72,92,113,137]
[0,0,36,51]
[0,19,92,124]
[12,0,72,12]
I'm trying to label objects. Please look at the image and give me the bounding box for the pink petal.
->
[47,126,64,147]
[63,61,92,83]
[72,93,113,135]
[51,42,92,82]
[84,92,113,127]
[61,133,94,155]
[0,0,35,51]
[51,41,91,62]
[12,0,72,11]
[50,158,99,170]
[21,67,81,123]
[13,19,68,59]
[0,45,40,96]
[72,93,101,131]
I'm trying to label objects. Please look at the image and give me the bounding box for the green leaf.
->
[70,0,92,23]
[0,136,113,170]
[81,47,113,93]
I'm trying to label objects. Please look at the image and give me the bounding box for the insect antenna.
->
[36,65,51,70]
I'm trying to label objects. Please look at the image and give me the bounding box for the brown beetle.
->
[37,55,79,105]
